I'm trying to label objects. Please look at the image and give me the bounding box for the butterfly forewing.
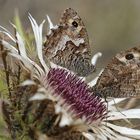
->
[44,8,95,76]
[93,47,140,98]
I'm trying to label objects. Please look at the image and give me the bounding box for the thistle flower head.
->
[44,68,107,124]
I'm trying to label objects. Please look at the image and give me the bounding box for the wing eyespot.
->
[125,53,134,60]
[72,21,78,28]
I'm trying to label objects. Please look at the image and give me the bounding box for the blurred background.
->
[0,0,140,136]
[1,0,140,68]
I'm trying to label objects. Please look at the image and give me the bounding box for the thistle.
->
[0,13,140,140]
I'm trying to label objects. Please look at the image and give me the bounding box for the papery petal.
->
[108,109,140,120]
[108,98,127,106]
[28,14,49,73]
[0,40,18,53]
[20,80,36,86]
[16,31,27,58]
[0,25,16,42]
[106,123,140,136]
[47,15,54,30]
[91,52,102,65]
[88,69,104,87]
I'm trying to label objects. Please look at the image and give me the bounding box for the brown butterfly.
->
[92,47,140,98]
[43,8,95,76]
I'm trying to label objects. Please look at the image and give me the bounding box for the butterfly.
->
[43,8,95,77]
[92,46,140,98]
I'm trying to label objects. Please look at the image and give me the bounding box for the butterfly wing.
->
[93,47,140,98]
[44,8,95,76]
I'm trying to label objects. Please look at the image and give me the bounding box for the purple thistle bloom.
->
[43,68,107,124]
